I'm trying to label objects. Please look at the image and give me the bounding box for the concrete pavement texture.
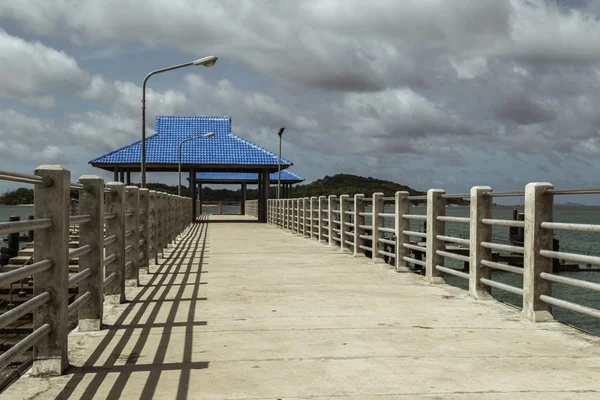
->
[3,215,600,399]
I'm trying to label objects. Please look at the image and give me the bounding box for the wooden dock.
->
[4,215,600,399]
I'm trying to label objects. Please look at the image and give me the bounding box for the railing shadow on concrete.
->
[55,215,210,400]
[0,165,197,391]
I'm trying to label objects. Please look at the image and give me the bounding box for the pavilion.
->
[89,116,292,222]
[192,170,304,214]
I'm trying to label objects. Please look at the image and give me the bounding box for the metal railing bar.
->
[68,291,91,315]
[408,195,427,200]
[0,292,51,330]
[103,272,117,286]
[378,227,395,234]
[103,254,116,266]
[0,260,52,286]
[0,324,51,371]
[402,214,427,221]
[104,212,117,220]
[482,219,524,228]
[344,222,353,227]
[70,183,85,190]
[540,295,600,319]
[383,197,395,201]
[344,211,354,215]
[344,240,355,247]
[481,260,524,275]
[481,241,524,254]
[436,265,469,279]
[358,212,372,216]
[378,249,395,258]
[480,278,524,296]
[68,245,92,260]
[484,191,525,198]
[442,194,470,199]
[403,230,426,238]
[541,272,600,292]
[124,210,134,217]
[359,234,372,240]
[0,170,46,185]
[359,224,370,230]
[436,235,469,246]
[379,213,395,218]
[69,215,92,225]
[436,250,470,262]
[403,243,427,253]
[331,210,341,214]
[103,234,117,246]
[540,249,600,266]
[378,238,395,245]
[125,260,133,270]
[68,268,92,287]
[359,245,372,252]
[0,218,52,235]
[403,256,426,267]
[332,228,341,233]
[546,188,600,196]
[437,216,470,224]
[541,222,600,233]
[125,229,134,237]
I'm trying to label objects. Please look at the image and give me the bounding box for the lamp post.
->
[178,132,215,196]
[277,127,285,199]
[141,56,218,188]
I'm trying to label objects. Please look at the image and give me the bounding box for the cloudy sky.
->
[1,0,600,203]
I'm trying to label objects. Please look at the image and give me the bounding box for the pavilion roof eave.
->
[91,163,292,173]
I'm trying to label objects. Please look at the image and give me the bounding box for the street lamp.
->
[178,132,215,196]
[277,127,285,199]
[141,55,218,188]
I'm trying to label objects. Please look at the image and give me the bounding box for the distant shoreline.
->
[0,204,34,207]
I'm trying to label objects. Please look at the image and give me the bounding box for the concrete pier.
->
[5,215,600,399]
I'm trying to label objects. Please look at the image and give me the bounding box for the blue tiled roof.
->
[191,170,304,182]
[89,116,293,166]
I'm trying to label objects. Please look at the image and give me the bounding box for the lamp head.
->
[202,132,215,138]
[277,127,285,137]
[192,56,218,67]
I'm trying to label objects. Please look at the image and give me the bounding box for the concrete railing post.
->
[317,196,325,242]
[288,199,293,231]
[159,193,166,257]
[124,186,140,287]
[296,199,301,234]
[167,194,173,245]
[469,186,493,300]
[32,166,70,376]
[307,197,314,238]
[284,199,289,230]
[354,194,365,256]
[139,188,150,274]
[291,199,295,233]
[522,182,554,322]
[372,192,385,263]
[149,191,158,265]
[394,191,411,271]
[105,182,126,304]
[77,175,104,332]
[267,200,271,224]
[303,198,309,237]
[426,189,445,284]
[328,196,336,246]
[340,194,351,253]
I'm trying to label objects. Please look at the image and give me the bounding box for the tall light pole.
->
[178,132,215,196]
[141,55,218,188]
[277,127,285,199]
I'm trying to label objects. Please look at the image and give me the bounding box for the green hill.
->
[292,174,468,205]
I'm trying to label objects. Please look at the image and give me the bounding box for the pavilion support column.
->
[261,170,270,223]
[119,169,125,183]
[241,183,246,215]
[126,171,131,185]
[113,168,118,182]
[198,183,203,215]
[190,168,197,223]
[258,172,263,222]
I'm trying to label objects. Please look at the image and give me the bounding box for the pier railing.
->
[0,166,193,376]
[269,183,600,325]
[245,200,258,218]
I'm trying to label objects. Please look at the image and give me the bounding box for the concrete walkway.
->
[5,215,600,399]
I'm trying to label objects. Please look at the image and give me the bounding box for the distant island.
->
[292,174,468,205]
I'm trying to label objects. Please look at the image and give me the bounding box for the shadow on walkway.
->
[56,215,210,400]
